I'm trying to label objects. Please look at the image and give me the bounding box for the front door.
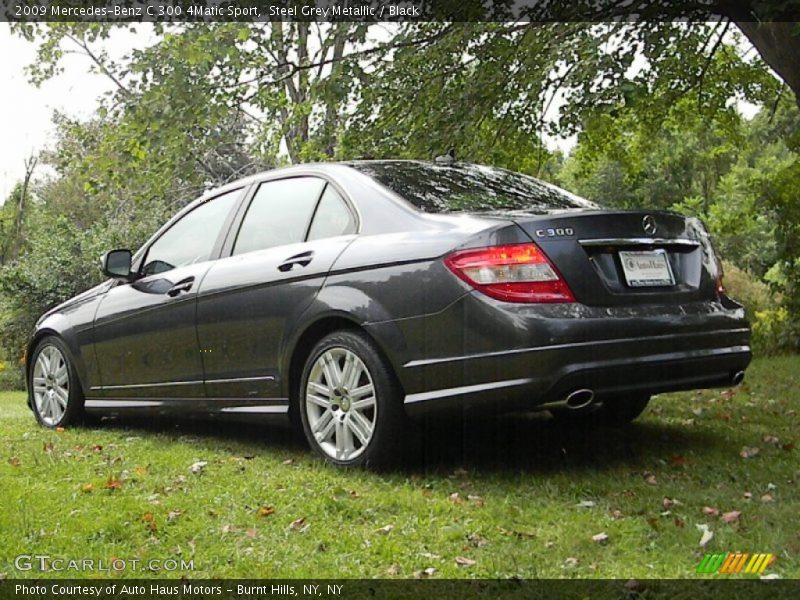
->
[92,188,244,398]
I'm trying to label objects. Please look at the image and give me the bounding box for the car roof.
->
[196,160,437,201]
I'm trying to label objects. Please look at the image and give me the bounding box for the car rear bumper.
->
[365,293,751,417]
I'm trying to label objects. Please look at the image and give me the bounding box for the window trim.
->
[133,186,249,278]
[223,174,359,258]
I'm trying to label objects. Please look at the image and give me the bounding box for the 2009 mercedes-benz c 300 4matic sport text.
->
[26,160,751,467]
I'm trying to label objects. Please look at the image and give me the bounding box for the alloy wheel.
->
[304,347,378,461]
[32,345,70,426]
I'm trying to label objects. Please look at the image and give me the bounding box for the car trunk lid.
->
[503,209,719,306]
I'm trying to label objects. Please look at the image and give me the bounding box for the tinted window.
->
[233,177,325,255]
[307,186,356,241]
[349,161,598,213]
[142,188,242,276]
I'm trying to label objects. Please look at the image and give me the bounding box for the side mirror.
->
[101,249,133,280]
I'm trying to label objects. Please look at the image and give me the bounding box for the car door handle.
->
[278,251,314,272]
[167,277,194,297]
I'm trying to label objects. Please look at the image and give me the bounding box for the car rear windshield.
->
[349,161,598,213]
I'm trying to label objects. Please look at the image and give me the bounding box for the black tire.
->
[298,330,408,469]
[28,336,85,428]
[550,394,651,427]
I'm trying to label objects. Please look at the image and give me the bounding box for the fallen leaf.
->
[92,445,103,453]
[142,512,157,532]
[662,497,675,509]
[386,565,401,575]
[767,482,777,491]
[643,472,657,485]
[781,442,795,452]
[592,532,609,544]
[761,494,774,503]
[763,435,780,446]
[55,427,65,433]
[702,506,720,516]
[167,509,183,521]
[134,466,147,477]
[8,457,20,467]
[674,518,686,528]
[104,477,123,491]
[349,490,360,499]
[375,524,394,535]
[257,505,275,518]
[576,500,596,509]
[721,511,741,524]
[189,461,208,474]
[449,492,463,504]
[282,459,293,465]
[467,494,485,507]
[671,455,687,466]
[743,491,753,500]
[455,556,476,567]
[414,567,436,578]
[610,509,624,519]
[563,557,579,568]
[245,528,257,539]
[739,446,760,459]
[80,483,94,493]
[697,524,714,547]
[221,524,238,534]
[289,517,306,531]
[43,442,54,453]
[467,533,488,548]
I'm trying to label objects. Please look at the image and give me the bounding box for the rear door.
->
[196,176,357,400]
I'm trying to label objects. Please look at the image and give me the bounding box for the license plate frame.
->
[619,249,675,288]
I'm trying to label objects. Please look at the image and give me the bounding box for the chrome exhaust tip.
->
[565,389,595,410]
[731,370,745,386]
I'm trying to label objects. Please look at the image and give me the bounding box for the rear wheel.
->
[298,330,407,468]
[550,394,650,427]
[29,336,84,428]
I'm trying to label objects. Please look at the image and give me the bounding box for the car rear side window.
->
[349,161,598,213]
[141,188,242,276]
[307,185,356,241]
[233,177,325,255]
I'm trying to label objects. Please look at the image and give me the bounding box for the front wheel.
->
[299,330,407,468]
[29,336,85,428]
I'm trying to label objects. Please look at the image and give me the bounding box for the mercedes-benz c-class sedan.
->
[26,160,750,467]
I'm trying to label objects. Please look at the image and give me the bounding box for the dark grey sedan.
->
[26,160,750,467]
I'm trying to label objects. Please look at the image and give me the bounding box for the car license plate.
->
[619,249,675,287]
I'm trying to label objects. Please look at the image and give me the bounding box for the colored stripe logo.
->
[696,553,776,574]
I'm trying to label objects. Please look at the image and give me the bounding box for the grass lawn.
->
[0,355,798,579]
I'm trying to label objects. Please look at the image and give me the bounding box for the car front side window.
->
[232,177,326,256]
[141,188,242,276]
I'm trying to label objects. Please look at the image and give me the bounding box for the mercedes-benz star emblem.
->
[642,215,657,235]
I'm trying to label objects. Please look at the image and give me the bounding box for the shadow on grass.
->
[89,407,728,476]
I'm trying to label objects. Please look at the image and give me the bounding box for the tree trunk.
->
[733,21,800,107]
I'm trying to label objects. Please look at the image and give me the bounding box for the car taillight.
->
[444,243,575,303]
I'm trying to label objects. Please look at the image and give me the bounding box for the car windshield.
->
[349,161,598,213]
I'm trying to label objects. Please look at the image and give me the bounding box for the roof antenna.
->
[434,147,456,165]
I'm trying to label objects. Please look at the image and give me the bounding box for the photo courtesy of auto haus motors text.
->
[13,583,344,598]
[1,0,799,597]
